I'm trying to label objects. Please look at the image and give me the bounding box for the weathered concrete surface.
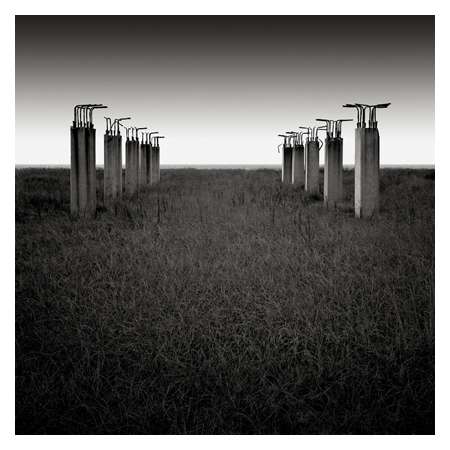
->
[104,134,122,208]
[355,128,380,218]
[125,139,139,196]
[86,127,97,216]
[292,144,305,186]
[324,137,343,208]
[77,128,88,214]
[115,135,123,199]
[282,146,293,184]
[70,126,96,217]
[305,140,320,194]
[104,133,115,208]
[151,146,161,184]
[145,144,153,184]
[155,146,161,183]
[70,126,79,216]
[139,142,148,188]
[150,146,157,185]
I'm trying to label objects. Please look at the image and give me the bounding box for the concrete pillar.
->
[115,134,123,199]
[70,104,107,217]
[324,137,343,208]
[150,146,158,184]
[133,138,139,192]
[281,145,293,184]
[125,138,139,196]
[104,133,115,207]
[70,126,79,216]
[355,128,380,218]
[78,127,88,214]
[70,126,96,217]
[139,141,148,188]
[292,144,305,186]
[104,133,123,207]
[305,140,320,194]
[145,143,153,184]
[85,127,97,216]
[155,146,160,183]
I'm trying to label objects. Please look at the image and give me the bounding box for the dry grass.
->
[15,167,434,434]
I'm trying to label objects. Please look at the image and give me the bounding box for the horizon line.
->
[15,163,435,169]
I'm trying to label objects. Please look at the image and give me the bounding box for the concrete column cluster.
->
[125,126,143,197]
[292,140,305,186]
[278,134,293,184]
[71,104,107,218]
[305,139,321,195]
[123,129,164,196]
[317,118,352,208]
[70,104,165,217]
[104,117,128,208]
[152,136,164,184]
[276,102,390,218]
[343,103,390,218]
[323,137,343,208]
[278,127,325,196]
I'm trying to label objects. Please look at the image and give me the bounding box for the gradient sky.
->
[15,16,434,166]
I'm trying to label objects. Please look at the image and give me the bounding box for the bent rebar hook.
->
[74,104,104,127]
[359,103,391,128]
[290,131,302,147]
[148,131,159,146]
[343,103,390,128]
[316,118,353,137]
[115,117,131,135]
[343,104,366,128]
[74,105,90,127]
[286,131,298,147]
[154,136,165,147]
[299,126,313,141]
[311,126,323,141]
[316,119,333,137]
[299,130,309,146]
[73,105,85,126]
[104,117,112,134]
[277,134,289,153]
[134,127,147,142]
[87,105,107,127]
[278,134,288,146]
[74,104,91,127]
[315,126,328,144]
[334,119,353,137]
[125,127,133,140]
[81,104,95,127]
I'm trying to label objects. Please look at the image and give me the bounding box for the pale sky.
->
[16,16,434,166]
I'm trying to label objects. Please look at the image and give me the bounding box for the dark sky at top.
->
[16,16,434,165]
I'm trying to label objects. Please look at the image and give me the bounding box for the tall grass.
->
[15,168,434,434]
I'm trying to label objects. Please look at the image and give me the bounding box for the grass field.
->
[15,167,435,434]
